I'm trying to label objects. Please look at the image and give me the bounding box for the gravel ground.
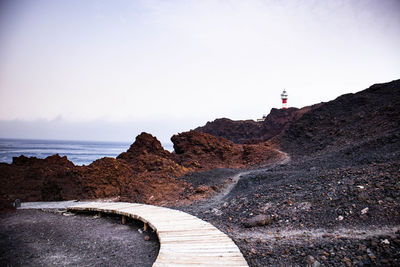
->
[0,209,159,266]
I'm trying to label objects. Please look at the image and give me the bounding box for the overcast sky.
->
[0,0,399,143]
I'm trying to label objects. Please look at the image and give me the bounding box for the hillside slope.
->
[280,79,400,162]
[195,104,322,144]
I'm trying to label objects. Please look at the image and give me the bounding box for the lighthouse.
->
[281,89,288,109]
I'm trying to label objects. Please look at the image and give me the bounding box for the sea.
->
[0,138,173,166]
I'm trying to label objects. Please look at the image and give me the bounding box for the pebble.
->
[380,238,389,244]
[358,244,367,252]
[305,255,316,265]
[361,207,369,214]
[343,257,351,266]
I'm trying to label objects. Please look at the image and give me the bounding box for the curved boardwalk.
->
[68,202,248,267]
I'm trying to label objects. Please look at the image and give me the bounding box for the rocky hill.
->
[195,104,322,144]
[280,79,400,161]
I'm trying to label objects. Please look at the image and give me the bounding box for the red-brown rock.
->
[171,130,280,169]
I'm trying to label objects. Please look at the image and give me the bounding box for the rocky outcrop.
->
[195,118,261,144]
[0,154,83,202]
[280,79,400,158]
[118,132,170,161]
[171,130,281,169]
[117,132,186,177]
[195,105,322,144]
[0,130,280,207]
[79,157,132,199]
[172,131,241,169]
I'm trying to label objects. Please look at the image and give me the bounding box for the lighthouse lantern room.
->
[281,90,288,109]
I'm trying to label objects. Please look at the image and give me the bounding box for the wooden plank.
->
[158,232,226,238]
[156,256,247,263]
[156,226,218,233]
[97,203,137,211]
[161,240,237,245]
[160,245,241,253]
[160,244,240,250]
[154,264,248,267]
[159,237,233,243]
[152,220,210,226]
[160,248,241,254]
[158,226,214,231]
[155,257,248,265]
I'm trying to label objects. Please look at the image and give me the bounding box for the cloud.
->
[0,117,205,143]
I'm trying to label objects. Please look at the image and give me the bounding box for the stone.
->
[13,199,21,208]
[305,255,321,267]
[358,244,367,252]
[361,207,369,214]
[305,255,315,264]
[343,257,351,267]
[243,214,272,228]
[381,239,390,245]
[144,235,150,241]
[310,167,317,171]
[211,208,223,216]
[358,191,369,201]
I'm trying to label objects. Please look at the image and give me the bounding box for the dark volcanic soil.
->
[175,152,400,266]
[0,210,159,267]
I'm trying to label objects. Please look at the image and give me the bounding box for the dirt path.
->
[237,225,400,243]
[199,149,290,210]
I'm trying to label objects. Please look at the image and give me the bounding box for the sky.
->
[0,0,399,143]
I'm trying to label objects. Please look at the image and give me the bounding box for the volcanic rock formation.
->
[195,104,322,144]
[171,130,280,169]
[0,131,279,207]
[280,79,400,159]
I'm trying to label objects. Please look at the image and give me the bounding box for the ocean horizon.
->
[0,138,174,166]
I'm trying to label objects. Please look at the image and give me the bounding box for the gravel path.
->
[183,149,290,211]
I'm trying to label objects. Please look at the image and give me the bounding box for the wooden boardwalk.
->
[68,202,248,267]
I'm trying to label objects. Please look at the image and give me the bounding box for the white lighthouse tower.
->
[281,89,288,109]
